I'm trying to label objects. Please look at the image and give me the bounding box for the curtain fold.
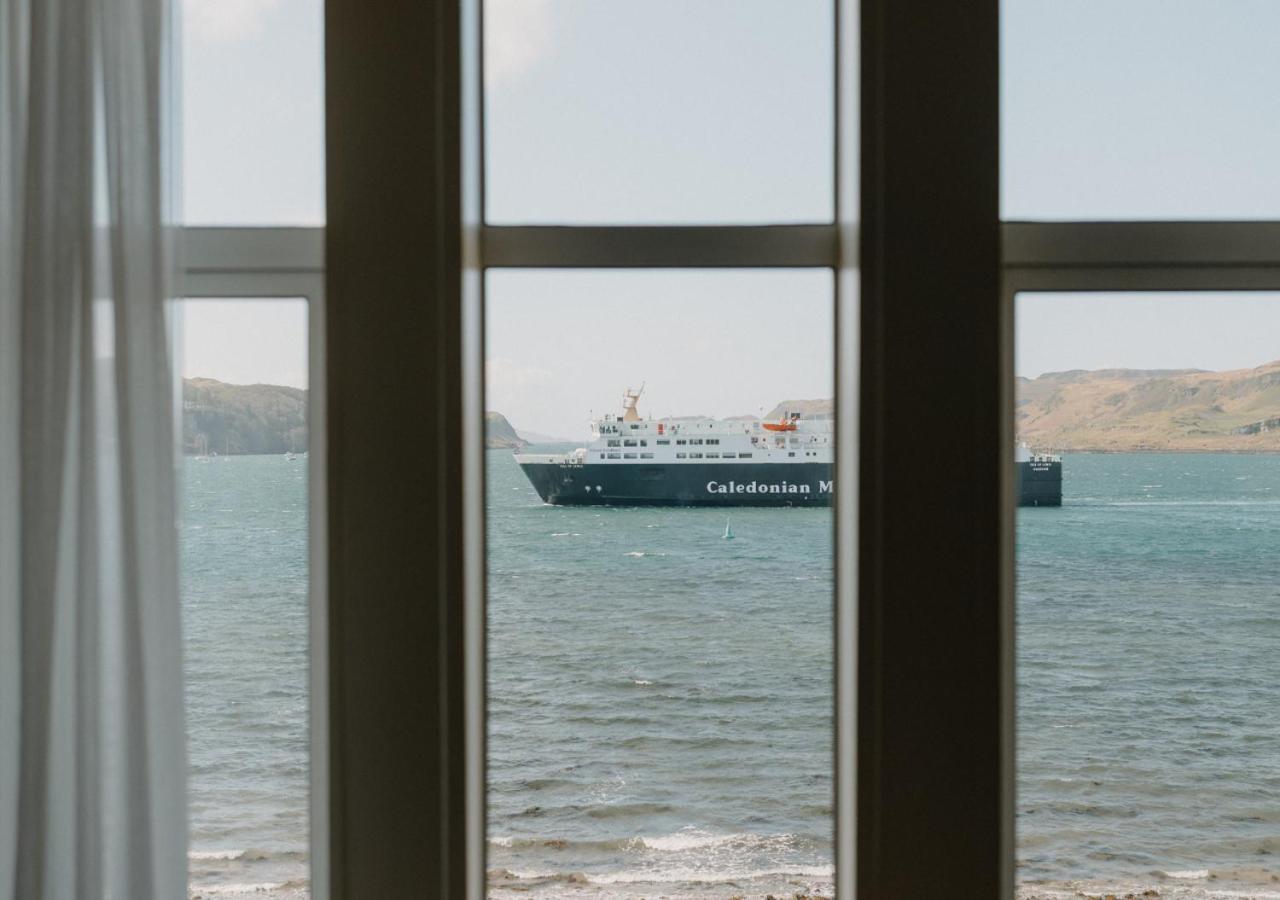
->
[0,0,185,897]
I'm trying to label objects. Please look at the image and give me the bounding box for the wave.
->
[1017,867,1280,900]
[488,828,829,855]
[488,863,834,888]
[590,864,834,885]
[187,880,308,896]
[189,848,306,863]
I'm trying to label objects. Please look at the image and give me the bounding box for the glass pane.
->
[180,299,313,895]
[1002,1,1280,220]
[483,0,834,224]
[1016,292,1280,897]
[486,270,836,896]
[182,0,324,224]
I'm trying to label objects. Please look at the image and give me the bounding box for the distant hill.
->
[764,399,834,420]
[1018,361,1280,451]
[486,412,528,450]
[517,428,572,445]
[183,378,307,455]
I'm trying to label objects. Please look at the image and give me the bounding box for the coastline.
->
[1018,446,1280,455]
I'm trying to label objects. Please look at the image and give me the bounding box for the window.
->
[178,297,320,897]
[485,268,836,894]
[623,439,637,447]
[1012,290,1280,897]
[483,0,834,224]
[656,439,670,445]
[994,25,1280,886]
[607,439,620,447]
[723,452,736,458]
[739,453,752,459]
[1002,1,1280,220]
[676,439,687,445]
[183,0,324,224]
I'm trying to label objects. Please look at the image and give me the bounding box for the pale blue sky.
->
[487,270,833,438]
[180,0,1280,424]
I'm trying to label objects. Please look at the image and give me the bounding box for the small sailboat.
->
[723,519,734,540]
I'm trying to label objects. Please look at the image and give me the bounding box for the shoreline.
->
[1020,446,1280,455]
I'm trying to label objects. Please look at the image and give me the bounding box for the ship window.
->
[623,439,637,447]
[630,424,639,430]
[691,438,703,445]
[607,439,620,447]
[723,453,736,458]
[739,453,752,459]
[607,453,621,459]
[640,452,654,459]
[676,439,686,445]
[675,452,687,459]
[706,452,720,458]
[788,452,796,457]
[640,440,647,446]
[656,439,670,445]
[707,438,719,445]
[623,452,637,459]
[689,452,703,459]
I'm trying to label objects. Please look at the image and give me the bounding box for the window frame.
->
[181,226,329,900]
[211,0,1011,896]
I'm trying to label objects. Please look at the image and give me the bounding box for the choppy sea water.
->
[182,455,310,899]
[1018,453,1280,900]
[486,448,835,898]
[179,450,1280,899]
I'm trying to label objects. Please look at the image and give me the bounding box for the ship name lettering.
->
[819,480,834,493]
[705,480,812,495]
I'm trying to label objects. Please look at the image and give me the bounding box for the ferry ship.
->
[1016,443,1062,507]
[515,387,1063,507]
[515,387,833,507]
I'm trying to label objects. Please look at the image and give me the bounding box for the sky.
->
[179,0,1280,431]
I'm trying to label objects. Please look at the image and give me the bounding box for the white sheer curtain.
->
[0,0,186,897]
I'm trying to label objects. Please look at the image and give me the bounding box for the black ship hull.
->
[519,461,834,507]
[519,458,1063,507]
[1017,459,1062,507]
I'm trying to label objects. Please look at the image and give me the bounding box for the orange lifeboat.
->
[762,415,798,432]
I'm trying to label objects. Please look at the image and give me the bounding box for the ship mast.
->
[622,383,644,422]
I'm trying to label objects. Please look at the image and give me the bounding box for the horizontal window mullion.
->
[183,226,325,274]
[481,224,843,268]
[182,271,324,299]
[1003,265,1280,295]
[1004,221,1280,270]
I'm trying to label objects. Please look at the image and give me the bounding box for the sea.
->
[180,449,1280,899]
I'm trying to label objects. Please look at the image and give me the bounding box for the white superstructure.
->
[516,386,833,467]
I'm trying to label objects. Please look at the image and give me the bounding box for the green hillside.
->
[183,378,307,455]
